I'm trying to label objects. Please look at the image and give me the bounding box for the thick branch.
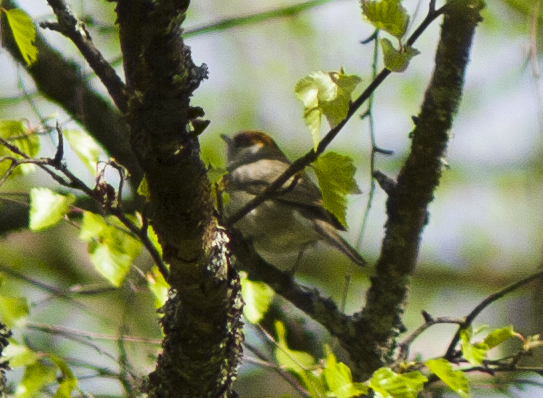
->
[115,1,242,397]
[349,0,485,379]
[230,231,352,337]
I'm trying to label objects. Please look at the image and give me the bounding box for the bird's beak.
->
[221,135,234,165]
[220,134,232,146]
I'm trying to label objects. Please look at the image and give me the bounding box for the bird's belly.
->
[225,191,320,254]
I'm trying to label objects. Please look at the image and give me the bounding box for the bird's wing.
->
[228,159,345,230]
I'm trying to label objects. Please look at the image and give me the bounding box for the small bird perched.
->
[221,130,366,268]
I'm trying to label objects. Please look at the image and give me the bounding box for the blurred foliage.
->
[0,0,541,397]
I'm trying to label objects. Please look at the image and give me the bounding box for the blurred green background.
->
[1,0,543,396]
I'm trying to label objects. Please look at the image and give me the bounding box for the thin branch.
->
[462,365,543,376]
[26,321,139,381]
[225,4,446,227]
[244,342,311,397]
[0,131,169,281]
[256,325,322,398]
[89,0,339,73]
[26,322,161,344]
[41,0,129,113]
[397,313,464,362]
[113,209,170,280]
[0,160,17,188]
[372,170,396,195]
[445,271,543,359]
[53,121,64,166]
[342,28,382,312]
[185,0,336,38]
[0,262,115,325]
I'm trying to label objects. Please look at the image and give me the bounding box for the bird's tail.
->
[314,220,367,266]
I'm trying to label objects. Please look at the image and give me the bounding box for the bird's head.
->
[221,130,287,170]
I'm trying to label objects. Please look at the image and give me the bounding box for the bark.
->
[351,0,485,378]
[114,1,243,396]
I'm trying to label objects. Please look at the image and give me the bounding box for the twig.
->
[445,271,543,359]
[462,365,543,376]
[26,321,140,381]
[26,321,161,344]
[53,121,63,166]
[0,161,17,188]
[350,0,483,378]
[26,322,122,366]
[113,209,169,280]
[244,341,312,397]
[372,170,396,195]
[256,324,322,398]
[342,28,382,312]
[41,0,128,113]
[0,129,169,281]
[397,313,463,362]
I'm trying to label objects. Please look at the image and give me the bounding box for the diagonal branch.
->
[225,2,446,227]
[230,231,352,337]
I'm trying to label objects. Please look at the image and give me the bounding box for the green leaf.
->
[202,145,227,185]
[0,119,40,176]
[14,362,56,398]
[87,243,128,287]
[380,38,420,72]
[274,321,326,396]
[63,129,102,175]
[426,358,470,398]
[368,367,427,398]
[0,295,28,328]
[29,188,74,231]
[147,225,163,257]
[483,325,516,349]
[54,379,77,398]
[4,9,38,66]
[275,321,315,371]
[3,341,38,367]
[137,176,150,200]
[361,0,410,39]
[79,211,106,241]
[460,327,488,365]
[295,70,361,149]
[146,265,169,308]
[79,211,142,286]
[0,120,25,138]
[324,350,368,398]
[50,355,78,398]
[201,146,228,208]
[314,152,361,228]
[240,272,274,323]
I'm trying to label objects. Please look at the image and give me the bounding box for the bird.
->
[221,130,366,269]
